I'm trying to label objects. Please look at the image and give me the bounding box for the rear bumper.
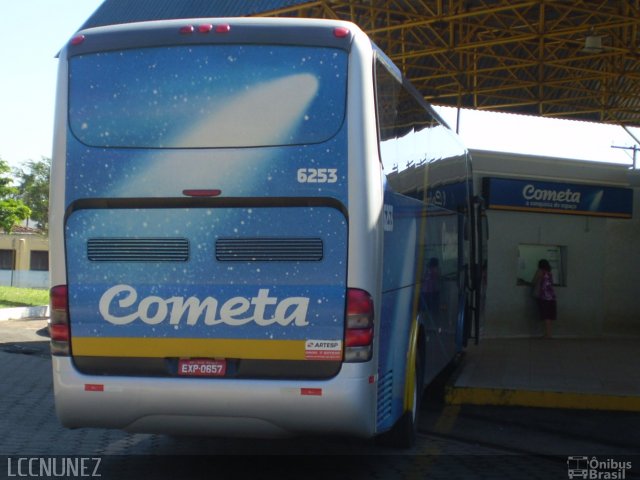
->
[52,357,377,439]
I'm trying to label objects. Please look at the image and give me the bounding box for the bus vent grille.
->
[376,370,394,426]
[216,238,323,262]
[87,238,189,262]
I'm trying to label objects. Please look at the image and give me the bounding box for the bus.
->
[49,17,486,448]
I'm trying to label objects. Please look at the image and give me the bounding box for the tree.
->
[14,157,49,232]
[0,159,31,234]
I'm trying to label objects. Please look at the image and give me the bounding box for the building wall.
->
[603,192,640,335]
[0,234,49,289]
[472,150,640,338]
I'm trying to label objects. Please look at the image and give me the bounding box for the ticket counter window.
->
[517,244,566,287]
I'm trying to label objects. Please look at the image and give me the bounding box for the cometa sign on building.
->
[483,177,633,219]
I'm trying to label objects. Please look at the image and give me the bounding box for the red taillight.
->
[51,284,68,310]
[334,27,350,38]
[345,288,374,362]
[182,189,222,197]
[215,24,231,34]
[345,327,374,347]
[198,24,214,33]
[347,289,373,323]
[50,285,70,356]
[180,25,195,35]
[70,34,85,46]
[50,323,70,342]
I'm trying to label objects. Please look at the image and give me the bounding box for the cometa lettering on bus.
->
[99,284,310,327]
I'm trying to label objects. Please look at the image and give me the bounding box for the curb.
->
[445,385,640,412]
[0,305,50,322]
[444,350,640,412]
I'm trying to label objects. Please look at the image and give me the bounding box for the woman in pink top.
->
[531,259,557,338]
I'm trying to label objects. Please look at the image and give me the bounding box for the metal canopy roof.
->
[80,0,640,126]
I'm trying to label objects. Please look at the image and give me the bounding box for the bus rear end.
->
[50,18,379,438]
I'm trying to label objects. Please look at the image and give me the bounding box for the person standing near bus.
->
[423,257,441,319]
[531,259,557,338]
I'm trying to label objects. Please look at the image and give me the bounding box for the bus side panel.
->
[345,32,383,428]
[421,208,461,380]
[428,152,474,353]
[377,188,467,432]
[377,191,421,431]
[50,50,70,290]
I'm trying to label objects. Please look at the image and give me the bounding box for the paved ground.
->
[0,318,637,480]
[450,337,640,411]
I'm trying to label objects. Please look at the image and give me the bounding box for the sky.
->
[0,0,105,168]
[1,0,639,170]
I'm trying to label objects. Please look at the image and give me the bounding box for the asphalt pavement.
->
[0,317,637,479]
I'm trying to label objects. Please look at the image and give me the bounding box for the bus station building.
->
[472,149,640,339]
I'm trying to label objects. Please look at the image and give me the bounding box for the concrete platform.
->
[447,337,640,411]
[0,305,49,321]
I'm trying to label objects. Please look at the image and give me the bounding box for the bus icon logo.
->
[567,456,589,479]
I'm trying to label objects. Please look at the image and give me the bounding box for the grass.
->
[0,286,49,308]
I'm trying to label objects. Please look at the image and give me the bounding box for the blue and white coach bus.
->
[49,17,486,447]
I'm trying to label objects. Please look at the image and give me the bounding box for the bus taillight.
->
[334,27,350,38]
[70,35,85,46]
[344,288,374,362]
[50,285,71,356]
[180,24,228,35]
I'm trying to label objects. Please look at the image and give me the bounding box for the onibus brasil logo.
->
[567,456,632,479]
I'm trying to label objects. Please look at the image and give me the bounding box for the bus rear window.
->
[68,45,347,148]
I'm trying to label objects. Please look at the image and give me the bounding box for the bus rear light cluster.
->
[180,24,231,35]
[50,285,71,356]
[344,288,374,362]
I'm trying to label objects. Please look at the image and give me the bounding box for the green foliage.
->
[0,199,31,234]
[0,286,49,308]
[0,159,16,197]
[0,158,31,234]
[14,157,50,232]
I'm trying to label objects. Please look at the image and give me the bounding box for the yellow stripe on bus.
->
[72,337,307,360]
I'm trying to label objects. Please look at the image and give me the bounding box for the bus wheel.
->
[377,345,423,449]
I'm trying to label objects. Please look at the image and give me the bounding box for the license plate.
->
[178,358,227,377]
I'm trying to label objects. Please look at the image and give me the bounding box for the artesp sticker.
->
[305,339,342,361]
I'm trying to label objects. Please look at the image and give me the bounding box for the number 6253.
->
[297,168,338,183]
